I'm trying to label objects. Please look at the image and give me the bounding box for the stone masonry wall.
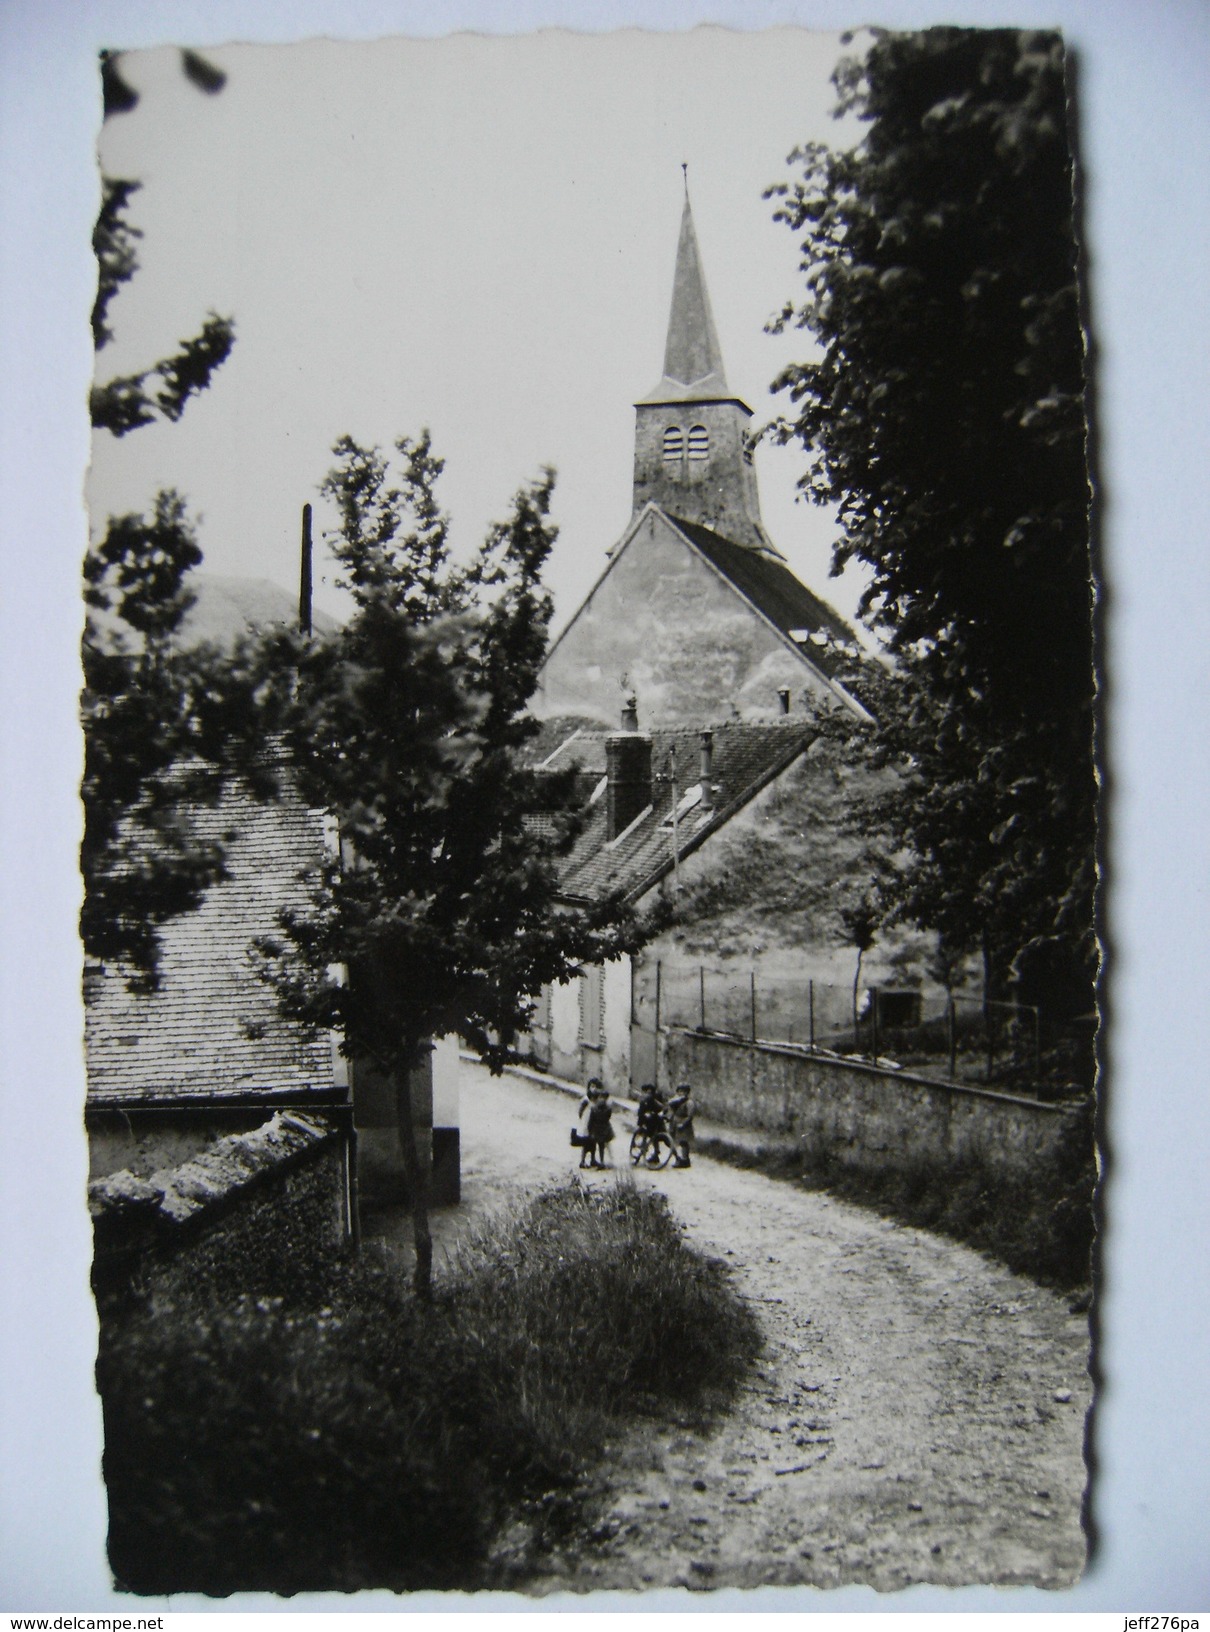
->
[90,1111,351,1310]
[664,1028,1083,1186]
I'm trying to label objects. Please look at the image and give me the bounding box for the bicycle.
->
[629,1121,674,1169]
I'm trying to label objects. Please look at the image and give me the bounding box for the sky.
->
[88,28,872,635]
[3,0,1210,1611]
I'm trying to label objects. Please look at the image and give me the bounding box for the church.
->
[522,193,909,1096]
[535,191,868,731]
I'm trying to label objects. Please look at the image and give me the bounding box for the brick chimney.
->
[698,729,715,812]
[606,708,652,840]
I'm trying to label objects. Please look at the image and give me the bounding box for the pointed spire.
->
[662,193,728,390]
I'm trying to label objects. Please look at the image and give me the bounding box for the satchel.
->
[570,1128,586,1148]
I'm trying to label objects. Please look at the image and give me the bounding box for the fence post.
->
[809,979,815,1053]
[871,986,879,1063]
[750,970,758,1044]
[948,995,956,1079]
[986,1000,995,1084]
[699,965,706,1032]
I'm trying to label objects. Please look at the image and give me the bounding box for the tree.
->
[839,893,879,1051]
[255,435,644,1297]
[92,52,235,437]
[768,28,1095,1014]
[83,49,250,987]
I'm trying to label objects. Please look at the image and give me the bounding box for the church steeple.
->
[648,193,729,400]
[632,188,776,555]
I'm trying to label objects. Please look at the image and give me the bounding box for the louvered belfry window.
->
[663,426,684,463]
[687,424,709,461]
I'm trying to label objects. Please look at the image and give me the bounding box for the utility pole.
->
[668,744,680,895]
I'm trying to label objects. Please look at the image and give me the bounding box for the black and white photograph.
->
[2,0,1209,1613]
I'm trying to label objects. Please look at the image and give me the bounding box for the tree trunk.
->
[394,1054,433,1301]
[852,948,864,1053]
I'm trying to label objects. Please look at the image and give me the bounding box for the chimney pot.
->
[621,695,639,733]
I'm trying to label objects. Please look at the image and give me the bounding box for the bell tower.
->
[632,189,778,556]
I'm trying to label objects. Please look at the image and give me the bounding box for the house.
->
[522,707,827,1094]
[534,191,869,731]
[84,764,356,1196]
[84,577,461,1227]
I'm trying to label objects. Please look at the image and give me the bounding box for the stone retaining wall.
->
[90,1110,352,1308]
[664,1028,1086,1185]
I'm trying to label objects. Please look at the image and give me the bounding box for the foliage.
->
[768,28,1095,1009]
[699,1097,1095,1290]
[254,435,648,1291]
[80,493,278,985]
[83,51,249,987]
[97,1181,759,1594]
[91,52,234,436]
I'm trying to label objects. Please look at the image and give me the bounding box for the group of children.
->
[636,1081,696,1168]
[575,1079,616,1169]
[575,1078,697,1170]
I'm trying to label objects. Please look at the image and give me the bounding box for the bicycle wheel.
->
[645,1131,674,1169]
[629,1130,646,1167]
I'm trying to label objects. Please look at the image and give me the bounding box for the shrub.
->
[97,1180,758,1594]
[697,1119,1095,1292]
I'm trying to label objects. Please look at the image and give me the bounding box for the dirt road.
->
[365,1062,1092,1593]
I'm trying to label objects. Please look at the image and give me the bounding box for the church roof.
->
[534,720,816,905]
[636,194,746,407]
[666,515,859,669]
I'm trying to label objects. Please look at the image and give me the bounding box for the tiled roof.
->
[85,776,338,1107]
[548,720,815,905]
[668,516,858,665]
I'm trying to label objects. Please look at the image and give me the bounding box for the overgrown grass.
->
[698,1111,1096,1293]
[97,1180,759,1595]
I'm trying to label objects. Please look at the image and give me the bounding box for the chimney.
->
[299,503,313,636]
[605,732,652,840]
[698,730,715,811]
[777,686,791,715]
[621,694,639,733]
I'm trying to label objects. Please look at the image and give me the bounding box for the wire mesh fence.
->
[636,960,1091,1100]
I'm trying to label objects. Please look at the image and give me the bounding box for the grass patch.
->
[97,1179,759,1595]
[697,1110,1095,1293]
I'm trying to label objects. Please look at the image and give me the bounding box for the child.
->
[668,1084,696,1168]
[586,1084,615,1168]
[576,1078,602,1168]
[636,1082,663,1137]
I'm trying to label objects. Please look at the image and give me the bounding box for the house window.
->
[580,965,604,1053]
[663,426,684,463]
[687,425,709,461]
[659,783,704,828]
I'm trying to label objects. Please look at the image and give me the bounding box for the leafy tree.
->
[839,892,879,1048]
[81,494,280,987]
[255,436,644,1296]
[768,28,1095,1014]
[84,49,249,987]
[92,52,235,436]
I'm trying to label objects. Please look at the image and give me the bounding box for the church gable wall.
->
[537,511,835,727]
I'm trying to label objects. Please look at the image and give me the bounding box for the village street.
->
[366,1061,1092,1594]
